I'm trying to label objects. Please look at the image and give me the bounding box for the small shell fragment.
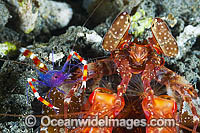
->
[102,12,131,51]
[151,18,178,57]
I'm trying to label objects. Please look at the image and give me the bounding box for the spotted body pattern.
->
[20,48,88,110]
[33,11,199,132]
[103,12,131,51]
[99,12,199,132]
[151,18,178,57]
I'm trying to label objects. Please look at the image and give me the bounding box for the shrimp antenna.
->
[82,0,105,27]
[52,48,54,69]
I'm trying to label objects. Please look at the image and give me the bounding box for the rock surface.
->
[0,1,10,31]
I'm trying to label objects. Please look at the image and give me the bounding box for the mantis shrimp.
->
[61,12,199,132]
[27,11,199,132]
[100,12,199,132]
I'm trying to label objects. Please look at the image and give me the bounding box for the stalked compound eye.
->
[53,73,59,79]
[102,12,131,51]
[151,18,178,57]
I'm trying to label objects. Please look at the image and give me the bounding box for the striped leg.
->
[27,78,59,110]
[20,48,48,73]
[26,82,43,104]
[65,51,88,89]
